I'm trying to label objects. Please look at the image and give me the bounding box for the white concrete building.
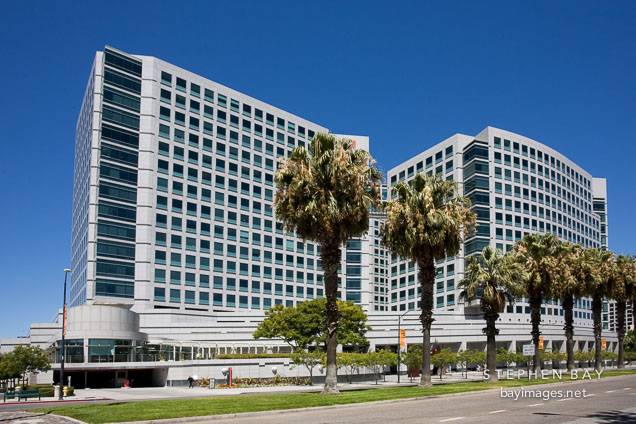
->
[0,48,619,388]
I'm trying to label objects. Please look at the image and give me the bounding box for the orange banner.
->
[63,304,67,336]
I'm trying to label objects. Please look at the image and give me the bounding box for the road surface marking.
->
[440,418,465,422]
[605,390,616,393]
[489,410,506,414]
[586,394,596,397]
[624,388,631,390]
[557,398,573,402]
[528,403,544,407]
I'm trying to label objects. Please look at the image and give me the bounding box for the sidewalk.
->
[3,367,629,404]
[69,371,489,401]
[0,372,480,405]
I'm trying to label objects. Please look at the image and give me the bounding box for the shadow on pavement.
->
[582,410,636,423]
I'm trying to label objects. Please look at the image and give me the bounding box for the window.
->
[161,71,172,86]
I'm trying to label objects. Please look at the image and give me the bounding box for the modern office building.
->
[385,127,607,332]
[0,48,619,388]
[69,46,372,314]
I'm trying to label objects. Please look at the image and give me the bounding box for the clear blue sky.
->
[0,1,634,338]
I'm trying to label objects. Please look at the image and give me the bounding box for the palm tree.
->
[581,248,615,371]
[381,173,475,387]
[274,132,382,394]
[513,233,560,373]
[546,242,584,372]
[612,255,636,369]
[459,246,525,382]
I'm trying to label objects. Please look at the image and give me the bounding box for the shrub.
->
[27,385,54,397]
[601,351,618,361]
[198,378,210,388]
[574,350,594,362]
[230,375,311,387]
[214,353,293,359]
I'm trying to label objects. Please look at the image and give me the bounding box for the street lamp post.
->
[397,310,410,383]
[59,269,70,400]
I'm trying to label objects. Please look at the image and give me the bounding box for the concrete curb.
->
[53,373,636,424]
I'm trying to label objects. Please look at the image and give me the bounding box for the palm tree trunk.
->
[321,237,341,395]
[529,293,542,373]
[418,256,435,387]
[485,313,499,382]
[562,295,575,372]
[591,296,603,372]
[616,300,626,370]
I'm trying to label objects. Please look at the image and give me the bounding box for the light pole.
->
[397,310,410,383]
[59,268,70,400]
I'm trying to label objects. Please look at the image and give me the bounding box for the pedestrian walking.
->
[188,376,194,388]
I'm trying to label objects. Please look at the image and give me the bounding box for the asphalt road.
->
[208,375,636,424]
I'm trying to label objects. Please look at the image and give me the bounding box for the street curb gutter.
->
[52,374,636,424]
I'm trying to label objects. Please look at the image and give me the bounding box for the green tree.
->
[253,304,305,349]
[275,133,382,394]
[456,349,473,378]
[337,353,365,384]
[381,173,475,387]
[290,350,325,385]
[581,248,615,371]
[510,351,527,368]
[611,255,635,369]
[496,347,519,370]
[430,348,457,380]
[254,299,370,351]
[7,345,51,386]
[470,349,487,371]
[546,242,584,372]
[366,350,397,384]
[459,246,525,382]
[574,350,594,367]
[601,350,618,367]
[513,233,560,373]
[0,353,22,385]
[550,351,567,369]
[403,345,423,382]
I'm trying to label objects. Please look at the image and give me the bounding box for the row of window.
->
[491,165,594,217]
[493,137,591,189]
[493,168,598,227]
[152,288,364,308]
[390,145,454,184]
[493,151,591,200]
[154,241,322,269]
[159,70,316,139]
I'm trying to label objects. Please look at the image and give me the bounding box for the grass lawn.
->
[33,369,636,424]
